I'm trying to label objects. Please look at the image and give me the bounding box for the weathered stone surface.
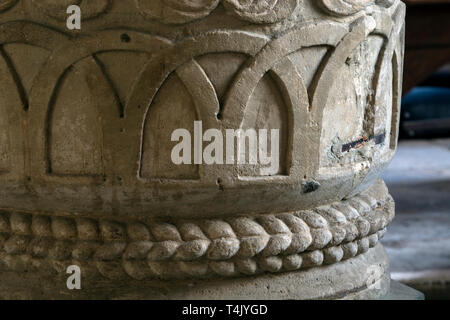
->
[0,0,405,299]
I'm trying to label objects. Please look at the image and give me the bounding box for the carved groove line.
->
[370,6,406,137]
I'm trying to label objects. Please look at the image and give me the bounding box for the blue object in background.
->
[401,86,450,138]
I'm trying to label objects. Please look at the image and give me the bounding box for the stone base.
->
[0,243,391,300]
[0,179,396,299]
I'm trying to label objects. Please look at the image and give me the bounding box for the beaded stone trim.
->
[0,179,393,280]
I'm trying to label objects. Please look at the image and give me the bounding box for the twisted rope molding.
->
[0,179,394,280]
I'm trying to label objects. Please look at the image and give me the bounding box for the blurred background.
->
[380,0,450,299]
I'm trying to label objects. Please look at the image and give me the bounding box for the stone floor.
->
[381,138,450,299]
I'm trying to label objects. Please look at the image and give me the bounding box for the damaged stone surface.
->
[0,0,405,299]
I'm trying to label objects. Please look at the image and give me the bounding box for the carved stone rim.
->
[0,179,394,280]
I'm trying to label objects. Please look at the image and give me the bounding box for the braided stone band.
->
[0,179,393,280]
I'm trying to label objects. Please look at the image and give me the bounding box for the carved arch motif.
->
[128,20,377,185]
[330,5,405,197]
[0,6,404,189]
[27,31,172,183]
[0,22,67,179]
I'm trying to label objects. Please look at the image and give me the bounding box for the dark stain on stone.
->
[216,178,224,191]
[341,132,386,152]
[120,33,131,43]
[302,180,320,194]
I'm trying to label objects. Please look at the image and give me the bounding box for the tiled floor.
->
[381,138,450,299]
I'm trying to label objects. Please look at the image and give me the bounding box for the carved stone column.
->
[0,0,405,299]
